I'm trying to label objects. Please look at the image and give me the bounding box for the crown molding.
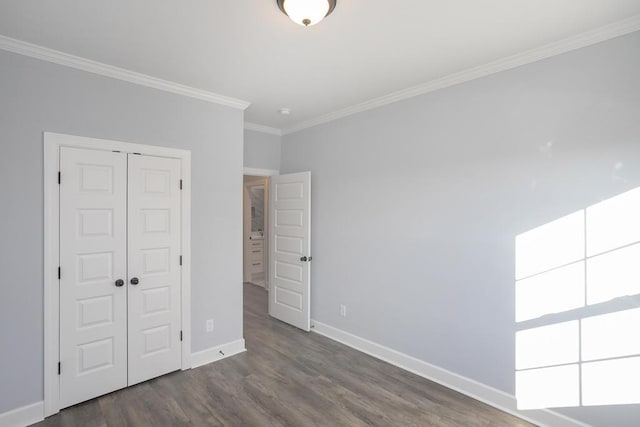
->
[244,122,283,136]
[283,15,640,135]
[0,35,251,110]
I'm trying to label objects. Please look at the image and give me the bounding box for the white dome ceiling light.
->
[277,0,337,27]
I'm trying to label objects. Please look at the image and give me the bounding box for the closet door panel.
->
[59,147,128,408]
[127,154,182,385]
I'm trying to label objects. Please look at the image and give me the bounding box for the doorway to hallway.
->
[243,175,270,289]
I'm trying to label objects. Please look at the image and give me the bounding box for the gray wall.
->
[0,51,244,413]
[281,32,640,427]
[244,129,281,171]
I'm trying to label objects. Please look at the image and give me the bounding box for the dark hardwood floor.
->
[34,283,533,426]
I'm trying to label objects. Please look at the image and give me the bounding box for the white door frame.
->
[243,167,279,177]
[243,168,278,290]
[44,132,192,416]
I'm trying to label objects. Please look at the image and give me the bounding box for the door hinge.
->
[180,330,183,341]
[58,362,61,375]
[180,179,183,190]
[179,255,183,266]
[58,171,61,184]
[58,267,61,280]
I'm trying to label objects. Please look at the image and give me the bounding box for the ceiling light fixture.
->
[277,0,337,27]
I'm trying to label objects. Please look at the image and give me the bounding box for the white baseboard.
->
[310,320,589,427]
[0,401,44,427]
[191,338,246,369]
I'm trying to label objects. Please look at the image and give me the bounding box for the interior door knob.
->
[130,277,139,285]
[115,279,124,287]
[300,256,308,262]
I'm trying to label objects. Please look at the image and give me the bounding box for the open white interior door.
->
[269,172,311,331]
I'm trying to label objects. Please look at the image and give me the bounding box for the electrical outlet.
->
[206,319,215,332]
[340,304,347,317]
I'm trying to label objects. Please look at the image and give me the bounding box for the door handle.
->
[300,256,308,262]
[115,279,124,287]
[130,277,140,285]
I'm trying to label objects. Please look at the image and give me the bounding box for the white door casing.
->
[59,147,128,408]
[127,155,182,385]
[44,132,192,416]
[269,172,311,331]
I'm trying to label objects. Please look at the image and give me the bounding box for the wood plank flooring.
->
[34,283,533,426]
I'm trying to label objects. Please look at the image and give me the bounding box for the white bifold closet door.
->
[59,147,181,409]
[127,154,182,385]
[59,147,128,408]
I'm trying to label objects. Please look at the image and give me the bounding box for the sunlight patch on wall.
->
[516,365,580,410]
[515,187,640,410]
[586,187,640,256]
[587,243,640,305]
[581,308,640,361]
[516,321,579,370]
[515,262,584,322]
[515,211,584,280]
[582,357,640,406]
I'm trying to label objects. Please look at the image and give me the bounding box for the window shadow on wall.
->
[515,187,640,409]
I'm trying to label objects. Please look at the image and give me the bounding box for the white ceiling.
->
[1,1,639,131]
